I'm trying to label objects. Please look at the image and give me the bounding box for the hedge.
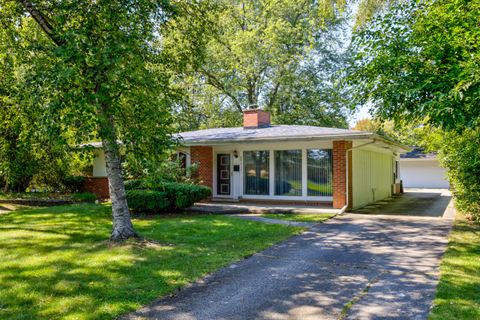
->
[125,181,211,213]
[126,190,170,212]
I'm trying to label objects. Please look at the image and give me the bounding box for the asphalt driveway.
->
[124,194,453,320]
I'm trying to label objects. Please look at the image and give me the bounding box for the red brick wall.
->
[332,140,353,209]
[84,177,109,199]
[190,146,213,189]
[243,109,271,128]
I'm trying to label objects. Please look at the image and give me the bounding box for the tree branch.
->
[20,0,63,46]
[200,67,244,113]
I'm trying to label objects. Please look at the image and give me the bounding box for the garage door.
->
[400,159,449,188]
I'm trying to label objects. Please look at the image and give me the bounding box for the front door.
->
[217,154,231,196]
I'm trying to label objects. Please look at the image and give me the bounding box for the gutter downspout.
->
[338,139,377,215]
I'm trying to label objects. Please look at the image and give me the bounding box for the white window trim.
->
[240,147,333,202]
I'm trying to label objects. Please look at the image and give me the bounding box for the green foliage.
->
[348,0,480,220]
[123,156,200,184]
[170,0,353,130]
[126,190,170,213]
[71,192,97,203]
[349,0,480,130]
[60,176,86,193]
[439,129,480,221]
[126,182,212,213]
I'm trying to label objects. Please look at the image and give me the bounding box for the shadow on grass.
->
[0,204,299,319]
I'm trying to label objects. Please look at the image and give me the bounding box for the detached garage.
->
[400,148,449,189]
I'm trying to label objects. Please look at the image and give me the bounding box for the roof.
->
[178,125,367,144]
[177,125,410,152]
[400,147,437,159]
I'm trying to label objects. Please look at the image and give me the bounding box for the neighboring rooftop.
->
[177,125,372,145]
[400,147,438,159]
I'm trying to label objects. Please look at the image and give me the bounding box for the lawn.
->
[429,214,480,320]
[0,204,302,320]
[260,213,335,223]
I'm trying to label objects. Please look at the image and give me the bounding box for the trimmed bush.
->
[62,176,86,193]
[71,192,97,203]
[124,180,211,213]
[124,179,146,191]
[126,190,170,213]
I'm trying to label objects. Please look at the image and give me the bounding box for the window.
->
[275,150,302,196]
[176,152,187,169]
[243,151,270,195]
[307,149,332,196]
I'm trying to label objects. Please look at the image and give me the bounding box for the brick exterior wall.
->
[190,146,213,189]
[243,109,271,128]
[332,140,353,209]
[84,177,109,199]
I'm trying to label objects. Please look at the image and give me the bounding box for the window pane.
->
[244,151,269,195]
[307,149,332,196]
[275,150,302,196]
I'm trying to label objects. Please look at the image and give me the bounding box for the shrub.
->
[125,181,211,213]
[440,129,480,222]
[62,176,86,193]
[126,190,170,213]
[160,182,211,209]
[124,179,146,191]
[71,192,97,203]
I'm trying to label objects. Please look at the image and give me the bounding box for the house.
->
[88,109,409,209]
[400,148,449,189]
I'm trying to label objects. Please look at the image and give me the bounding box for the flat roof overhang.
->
[180,133,411,153]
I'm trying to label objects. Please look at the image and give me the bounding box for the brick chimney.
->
[243,108,271,129]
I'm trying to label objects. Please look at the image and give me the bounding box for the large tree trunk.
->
[103,137,138,241]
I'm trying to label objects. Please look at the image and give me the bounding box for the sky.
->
[348,105,372,128]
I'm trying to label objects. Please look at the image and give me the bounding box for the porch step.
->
[211,198,240,203]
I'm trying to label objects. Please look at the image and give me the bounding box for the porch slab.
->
[187,202,339,215]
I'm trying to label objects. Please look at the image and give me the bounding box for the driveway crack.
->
[338,270,389,320]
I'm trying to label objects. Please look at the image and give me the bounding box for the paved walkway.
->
[124,213,452,320]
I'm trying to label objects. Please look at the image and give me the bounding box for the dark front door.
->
[217,154,231,196]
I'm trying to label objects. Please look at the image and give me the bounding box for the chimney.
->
[243,108,271,129]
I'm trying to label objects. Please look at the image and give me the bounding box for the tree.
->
[347,0,480,220]
[170,0,354,129]
[1,1,209,240]
[348,0,480,130]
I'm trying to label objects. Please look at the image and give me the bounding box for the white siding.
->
[352,148,394,209]
[400,159,449,188]
[92,150,107,177]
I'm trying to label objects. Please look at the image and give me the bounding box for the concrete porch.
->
[187,201,338,214]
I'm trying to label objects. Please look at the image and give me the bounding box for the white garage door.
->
[400,159,449,188]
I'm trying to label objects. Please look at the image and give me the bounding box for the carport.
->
[352,188,454,219]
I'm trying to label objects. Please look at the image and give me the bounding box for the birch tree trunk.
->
[103,137,138,241]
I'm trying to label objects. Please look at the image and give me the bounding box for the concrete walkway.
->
[124,213,452,320]
[230,214,317,228]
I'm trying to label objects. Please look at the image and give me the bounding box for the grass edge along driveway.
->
[260,213,335,223]
[429,213,480,320]
[0,204,302,320]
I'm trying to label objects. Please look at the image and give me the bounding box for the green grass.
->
[0,204,301,320]
[260,213,335,223]
[429,214,480,320]
[0,192,66,200]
